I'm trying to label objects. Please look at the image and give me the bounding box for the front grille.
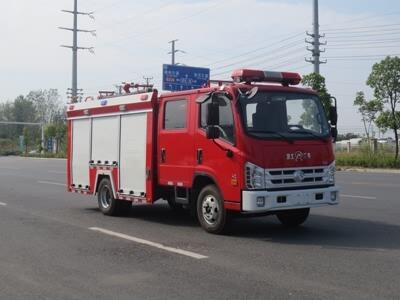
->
[265,166,327,188]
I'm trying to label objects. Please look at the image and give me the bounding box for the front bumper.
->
[242,186,339,213]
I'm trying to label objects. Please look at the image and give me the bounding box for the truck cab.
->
[157,69,339,233]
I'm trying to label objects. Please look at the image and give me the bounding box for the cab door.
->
[158,96,195,187]
[194,94,242,204]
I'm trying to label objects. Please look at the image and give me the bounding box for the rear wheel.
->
[97,178,130,216]
[197,184,227,234]
[276,208,310,227]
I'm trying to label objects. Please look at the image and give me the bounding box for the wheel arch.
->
[191,173,222,204]
[94,172,117,198]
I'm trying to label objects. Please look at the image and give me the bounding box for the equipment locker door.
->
[158,97,195,187]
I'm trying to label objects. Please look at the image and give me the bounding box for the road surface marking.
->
[89,227,208,260]
[48,171,67,175]
[0,202,7,206]
[341,194,377,200]
[0,167,20,170]
[38,181,66,187]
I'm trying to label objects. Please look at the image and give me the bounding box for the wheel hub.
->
[202,195,219,225]
[100,186,111,209]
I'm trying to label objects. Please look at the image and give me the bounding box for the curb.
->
[337,166,400,174]
[5,156,67,161]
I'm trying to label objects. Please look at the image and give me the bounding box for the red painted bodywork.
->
[67,81,334,213]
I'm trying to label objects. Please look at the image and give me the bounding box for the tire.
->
[197,184,227,234]
[97,178,130,216]
[276,208,310,227]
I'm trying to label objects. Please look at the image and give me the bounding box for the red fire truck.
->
[66,69,339,234]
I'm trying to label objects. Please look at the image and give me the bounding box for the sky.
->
[1,0,399,135]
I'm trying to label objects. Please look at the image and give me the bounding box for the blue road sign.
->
[47,138,53,152]
[162,64,210,92]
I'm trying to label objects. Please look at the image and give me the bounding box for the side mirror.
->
[206,101,220,126]
[330,106,338,126]
[329,96,338,126]
[331,127,338,142]
[206,126,220,139]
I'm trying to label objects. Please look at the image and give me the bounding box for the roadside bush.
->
[0,138,20,156]
[336,151,400,168]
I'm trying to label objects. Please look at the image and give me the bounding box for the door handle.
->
[196,148,203,164]
[161,148,166,163]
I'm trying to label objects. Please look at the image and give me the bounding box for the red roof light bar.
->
[231,69,302,86]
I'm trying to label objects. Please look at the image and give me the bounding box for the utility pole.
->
[143,76,154,86]
[305,0,326,74]
[168,39,185,65]
[60,0,95,103]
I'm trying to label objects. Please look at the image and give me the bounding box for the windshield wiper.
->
[288,129,328,142]
[248,130,293,143]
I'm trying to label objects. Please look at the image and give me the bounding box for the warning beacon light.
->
[231,69,302,86]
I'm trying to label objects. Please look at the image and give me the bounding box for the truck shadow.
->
[85,204,400,251]
[228,214,400,251]
[85,201,198,227]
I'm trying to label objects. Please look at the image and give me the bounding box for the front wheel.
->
[276,208,310,227]
[197,184,227,234]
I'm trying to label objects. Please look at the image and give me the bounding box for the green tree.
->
[27,89,63,125]
[301,73,332,116]
[45,122,66,154]
[0,101,15,139]
[367,56,400,160]
[353,91,383,142]
[14,96,38,136]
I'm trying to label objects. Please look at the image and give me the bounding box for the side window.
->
[164,100,187,129]
[200,96,235,144]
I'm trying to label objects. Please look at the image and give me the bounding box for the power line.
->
[100,0,223,48]
[323,22,400,32]
[328,32,400,39]
[329,38,400,44]
[266,55,306,70]
[321,11,400,29]
[96,1,176,31]
[93,0,126,13]
[326,53,400,61]
[329,44,400,50]
[210,41,304,72]
[207,31,304,67]
[324,27,400,35]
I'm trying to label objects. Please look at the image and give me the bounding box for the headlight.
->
[245,162,265,189]
[323,162,335,184]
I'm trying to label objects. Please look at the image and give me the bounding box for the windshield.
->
[239,92,330,139]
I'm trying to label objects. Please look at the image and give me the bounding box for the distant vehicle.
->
[66,69,339,234]
[377,138,394,144]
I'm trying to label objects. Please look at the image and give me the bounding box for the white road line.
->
[89,227,208,260]
[0,202,7,206]
[341,194,377,200]
[37,181,66,187]
[0,167,20,170]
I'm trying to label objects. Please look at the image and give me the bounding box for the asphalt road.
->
[0,156,399,300]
